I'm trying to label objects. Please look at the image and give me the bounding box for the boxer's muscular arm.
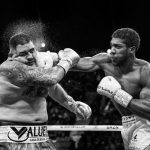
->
[48,83,77,113]
[0,61,65,87]
[48,84,92,120]
[127,65,150,120]
[71,52,110,72]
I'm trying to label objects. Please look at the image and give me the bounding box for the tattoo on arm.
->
[0,61,63,87]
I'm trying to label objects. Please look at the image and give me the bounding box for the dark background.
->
[0,0,150,61]
[0,1,149,149]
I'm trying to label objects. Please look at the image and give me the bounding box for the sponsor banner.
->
[47,125,123,131]
[0,125,49,143]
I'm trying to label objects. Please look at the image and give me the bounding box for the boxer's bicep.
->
[91,52,111,64]
[128,67,150,118]
[128,79,150,119]
[73,57,99,71]
[140,65,150,99]
[140,87,150,100]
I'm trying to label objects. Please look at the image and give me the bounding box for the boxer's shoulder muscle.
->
[135,58,150,66]
[91,52,111,65]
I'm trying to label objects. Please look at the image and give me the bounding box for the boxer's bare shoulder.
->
[91,52,111,64]
[135,58,150,66]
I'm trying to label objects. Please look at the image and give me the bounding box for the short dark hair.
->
[9,33,31,56]
[112,28,140,52]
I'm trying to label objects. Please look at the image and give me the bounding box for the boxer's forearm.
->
[1,61,66,87]
[23,65,66,86]
[48,84,76,113]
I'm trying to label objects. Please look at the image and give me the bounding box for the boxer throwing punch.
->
[71,28,150,150]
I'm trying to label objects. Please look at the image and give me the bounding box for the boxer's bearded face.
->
[14,41,37,66]
[109,38,131,66]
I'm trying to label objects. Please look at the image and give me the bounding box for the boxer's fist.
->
[65,96,91,120]
[35,51,59,69]
[75,101,92,120]
[34,51,53,69]
[97,76,121,99]
[58,48,80,66]
[57,48,80,73]
[97,76,132,107]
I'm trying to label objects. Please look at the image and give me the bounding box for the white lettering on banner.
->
[60,125,85,129]
[7,126,49,143]
[106,125,119,130]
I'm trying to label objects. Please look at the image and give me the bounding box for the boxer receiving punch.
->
[0,33,91,150]
[70,28,150,150]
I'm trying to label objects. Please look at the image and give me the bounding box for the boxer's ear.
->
[129,46,136,54]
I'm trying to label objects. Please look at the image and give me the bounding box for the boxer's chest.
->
[103,65,142,98]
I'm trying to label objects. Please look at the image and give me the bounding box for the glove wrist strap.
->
[114,89,132,108]
[57,59,72,73]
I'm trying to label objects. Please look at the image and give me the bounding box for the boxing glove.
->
[57,48,80,73]
[75,101,92,120]
[97,76,132,107]
[66,95,92,120]
[35,51,54,69]
[51,52,59,65]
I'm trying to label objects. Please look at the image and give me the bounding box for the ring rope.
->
[47,125,123,131]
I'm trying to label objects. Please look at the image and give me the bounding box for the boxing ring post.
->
[47,125,123,131]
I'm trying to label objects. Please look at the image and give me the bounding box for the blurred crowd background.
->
[0,1,150,149]
[47,70,124,150]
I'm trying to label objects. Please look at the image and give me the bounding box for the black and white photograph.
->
[0,0,150,150]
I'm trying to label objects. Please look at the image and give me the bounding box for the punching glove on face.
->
[57,48,80,73]
[35,51,53,69]
[34,51,59,69]
[97,76,133,108]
